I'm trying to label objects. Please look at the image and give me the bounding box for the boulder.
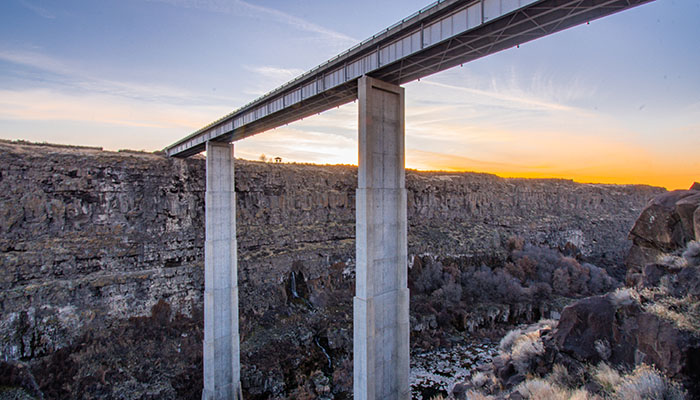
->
[676,193,700,241]
[629,190,695,251]
[553,295,617,363]
[690,182,700,191]
[625,245,664,286]
[627,189,700,272]
[451,382,468,400]
[628,311,700,382]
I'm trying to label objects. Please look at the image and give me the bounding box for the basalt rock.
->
[551,289,700,396]
[627,185,700,282]
[628,191,696,251]
[553,294,619,364]
[0,140,659,361]
[0,140,664,398]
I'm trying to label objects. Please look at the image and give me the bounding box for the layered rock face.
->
[0,140,661,367]
[0,142,205,361]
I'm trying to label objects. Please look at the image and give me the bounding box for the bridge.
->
[165,0,655,398]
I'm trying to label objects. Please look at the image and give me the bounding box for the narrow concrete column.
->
[203,141,241,400]
[354,76,409,400]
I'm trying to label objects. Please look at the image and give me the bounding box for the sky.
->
[0,0,698,190]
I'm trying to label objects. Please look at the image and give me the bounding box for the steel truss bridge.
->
[165,0,653,157]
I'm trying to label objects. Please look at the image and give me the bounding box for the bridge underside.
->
[168,0,653,158]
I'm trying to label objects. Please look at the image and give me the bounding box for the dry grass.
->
[471,372,490,388]
[570,389,603,400]
[499,319,557,353]
[465,390,495,400]
[512,363,686,399]
[644,295,700,336]
[615,364,686,400]
[594,339,611,361]
[593,362,623,393]
[609,288,640,307]
[546,364,581,389]
[516,378,569,400]
[657,254,688,269]
[511,331,545,375]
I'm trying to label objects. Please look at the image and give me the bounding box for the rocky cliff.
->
[0,140,664,398]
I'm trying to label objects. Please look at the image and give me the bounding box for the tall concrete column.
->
[203,141,241,400]
[354,76,409,400]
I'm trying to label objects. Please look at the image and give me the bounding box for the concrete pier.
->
[354,76,410,400]
[203,141,241,400]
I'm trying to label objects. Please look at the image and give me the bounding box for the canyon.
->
[0,140,664,398]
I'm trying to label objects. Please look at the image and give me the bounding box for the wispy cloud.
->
[0,49,237,146]
[0,88,227,130]
[146,0,357,45]
[19,0,55,19]
[235,0,357,45]
[242,65,306,97]
[247,66,305,82]
[419,80,582,113]
[0,49,241,106]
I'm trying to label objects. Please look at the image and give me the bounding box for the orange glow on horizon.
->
[404,153,696,191]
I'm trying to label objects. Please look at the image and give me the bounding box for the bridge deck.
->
[165,0,653,158]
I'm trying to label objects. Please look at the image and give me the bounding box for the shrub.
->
[507,236,525,252]
[516,378,569,400]
[614,364,687,400]
[511,244,618,297]
[471,371,491,388]
[414,258,444,294]
[499,319,556,354]
[547,364,576,390]
[511,331,545,375]
[609,288,639,307]
[553,267,571,295]
[594,339,611,361]
[657,254,687,269]
[587,264,618,294]
[499,328,525,354]
[682,241,700,267]
[593,362,623,393]
[569,389,600,400]
[465,390,495,400]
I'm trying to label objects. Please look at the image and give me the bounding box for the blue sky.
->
[1,0,698,189]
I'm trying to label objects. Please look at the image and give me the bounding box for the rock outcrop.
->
[627,183,700,282]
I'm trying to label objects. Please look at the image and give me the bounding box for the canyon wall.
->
[0,140,663,361]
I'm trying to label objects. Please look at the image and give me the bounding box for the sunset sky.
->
[1,0,698,189]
